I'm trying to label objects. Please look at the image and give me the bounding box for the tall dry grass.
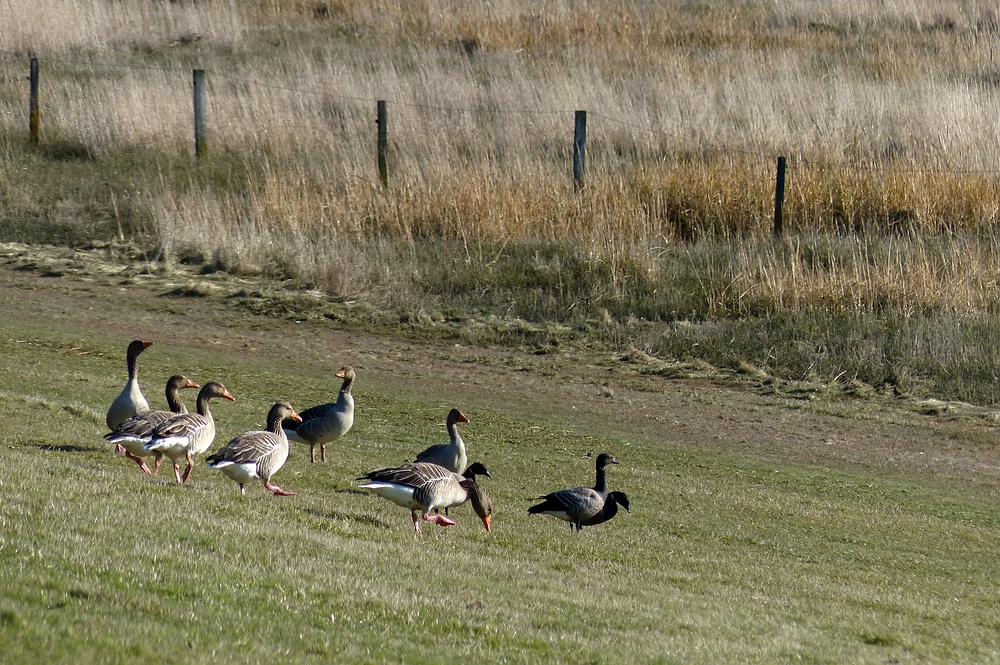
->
[6,0,1000,399]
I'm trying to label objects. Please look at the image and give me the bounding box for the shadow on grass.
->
[139,476,214,492]
[26,442,92,454]
[303,507,392,530]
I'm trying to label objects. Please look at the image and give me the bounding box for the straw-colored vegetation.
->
[5,0,1000,400]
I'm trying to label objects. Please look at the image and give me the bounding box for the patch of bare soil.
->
[2,242,999,489]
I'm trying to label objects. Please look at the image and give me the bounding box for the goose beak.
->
[481,514,492,532]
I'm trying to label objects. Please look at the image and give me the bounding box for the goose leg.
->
[310,444,316,464]
[123,450,152,475]
[411,510,419,533]
[181,452,195,483]
[265,482,296,497]
[320,444,327,463]
[239,483,246,496]
[172,460,183,484]
[152,452,163,475]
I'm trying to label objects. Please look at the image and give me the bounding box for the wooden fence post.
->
[192,69,207,162]
[573,110,587,192]
[773,155,786,238]
[29,57,39,144]
[377,100,388,188]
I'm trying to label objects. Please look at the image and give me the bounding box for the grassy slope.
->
[0,271,999,664]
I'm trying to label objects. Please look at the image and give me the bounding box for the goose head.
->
[608,491,631,513]
[596,453,620,469]
[463,479,493,532]
[463,462,492,480]
[446,409,470,426]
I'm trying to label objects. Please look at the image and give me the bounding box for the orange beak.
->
[482,515,492,532]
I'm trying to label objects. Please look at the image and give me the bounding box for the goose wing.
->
[359,461,455,487]
[145,413,210,449]
[208,430,282,465]
[529,486,604,521]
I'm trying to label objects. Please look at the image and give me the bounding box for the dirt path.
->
[3,242,999,489]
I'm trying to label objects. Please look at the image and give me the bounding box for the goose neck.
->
[594,464,609,494]
[195,397,213,418]
[166,389,187,414]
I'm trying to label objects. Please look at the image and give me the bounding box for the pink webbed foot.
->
[422,513,456,528]
[114,443,126,455]
[265,482,296,497]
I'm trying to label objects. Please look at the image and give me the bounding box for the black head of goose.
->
[208,402,301,496]
[527,452,620,532]
[283,366,355,463]
[580,491,631,529]
[413,408,470,474]
[462,461,492,481]
[357,461,493,533]
[105,339,153,431]
[144,381,236,484]
[105,374,200,475]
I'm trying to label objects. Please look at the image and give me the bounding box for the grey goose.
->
[413,408,470,474]
[528,453,620,531]
[105,339,152,431]
[104,374,200,475]
[143,381,236,483]
[358,461,493,533]
[208,402,301,496]
[283,366,355,463]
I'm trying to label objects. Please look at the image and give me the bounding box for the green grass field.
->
[0,265,998,664]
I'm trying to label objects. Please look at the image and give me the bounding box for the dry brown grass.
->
[4,0,1000,322]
